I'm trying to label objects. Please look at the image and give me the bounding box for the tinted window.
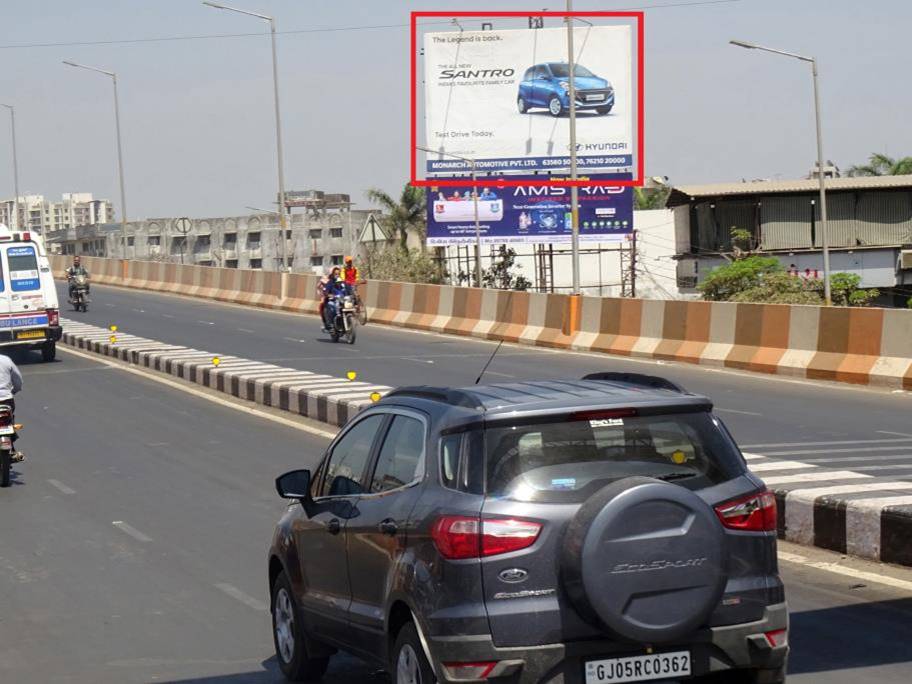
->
[440,434,461,490]
[534,65,548,79]
[322,414,384,497]
[523,67,534,81]
[548,63,595,78]
[370,415,425,493]
[485,412,743,502]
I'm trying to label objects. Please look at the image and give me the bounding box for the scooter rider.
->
[0,354,23,462]
[65,256,90,300]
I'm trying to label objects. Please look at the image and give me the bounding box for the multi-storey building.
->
[0,193,114,232]
[46,191,383,274]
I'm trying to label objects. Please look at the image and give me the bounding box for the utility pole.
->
[471,159,482,288]
[566,0,581,294]
[630,229,637,298]
[0,105,20,231]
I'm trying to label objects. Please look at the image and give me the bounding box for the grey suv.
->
[268,374,788,683]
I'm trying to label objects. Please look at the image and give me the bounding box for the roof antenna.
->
[475,340,505,385]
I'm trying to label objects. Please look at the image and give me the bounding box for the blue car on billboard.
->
[517,62,614,117]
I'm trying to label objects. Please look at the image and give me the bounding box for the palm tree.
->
[847,153,912,177]
[366,184,427,252]
[633,185,671,210]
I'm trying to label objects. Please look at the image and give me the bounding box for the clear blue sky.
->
[0,0,908,219]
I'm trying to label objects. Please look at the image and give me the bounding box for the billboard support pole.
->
[566,0,581,295]
[471,159,483,287]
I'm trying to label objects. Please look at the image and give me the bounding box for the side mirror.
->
[276,469,311,500]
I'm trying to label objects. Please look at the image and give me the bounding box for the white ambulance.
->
[0,224,61,362]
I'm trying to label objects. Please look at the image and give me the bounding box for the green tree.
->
[366,245,446,284]
[366,184,427,251]
[846,153,912,177]
[699,255,783,301]
[480,246,532,291]
[633,185,671,210]
[828,272,879,307]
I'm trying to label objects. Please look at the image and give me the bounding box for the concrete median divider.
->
[60,318,391,427]
[50,256,912,389]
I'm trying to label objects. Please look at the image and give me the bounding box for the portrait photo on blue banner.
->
[426,173,633,246]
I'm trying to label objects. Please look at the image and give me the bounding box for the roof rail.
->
[582,372,687,394]
[382,386,485,410]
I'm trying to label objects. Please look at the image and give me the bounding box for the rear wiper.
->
[653,472,698,482]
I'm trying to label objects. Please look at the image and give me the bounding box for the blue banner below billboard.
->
[426,173,633,246]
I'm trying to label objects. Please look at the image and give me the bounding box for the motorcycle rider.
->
[323,267,353,332]
[65,256,90,301]
[0,354,23,462]
[316,270,331,332]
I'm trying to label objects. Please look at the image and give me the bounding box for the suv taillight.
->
[431,516,542,559]
[714,490,777,532]
[47,308,59,326]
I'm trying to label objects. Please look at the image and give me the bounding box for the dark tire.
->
[346,318,357,345]
[42,341,56,363]
[1,449,10,487]
[357,305,368,326]
[596,104,613,115]
[548,95,563,117]
[517,96,528,114]
[272,571,330,682]
[391,621,436,684]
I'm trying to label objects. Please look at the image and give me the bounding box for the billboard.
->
[426,173,633,246]
[422,24,633,175]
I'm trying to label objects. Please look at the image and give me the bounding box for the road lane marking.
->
[198,320,215,325]
[59,346,337,439]
[162,313,174,318]
[47,479,75,495]
[762,470,870,486]
[742,437,912,449]
[238,328,255,333]
[112,521,153,543]
[778,550,912,592]
[792,453,912,464]
[878,431,912,438]
[761,445,912,457]
[484,370,515,378]
[749,460,818,472]
[716,408,763,416]
[215,583,268,612]
[403,357,434,364]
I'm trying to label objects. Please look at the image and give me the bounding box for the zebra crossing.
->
[743,436,912,567]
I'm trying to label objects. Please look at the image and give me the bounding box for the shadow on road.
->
[789,598,912,674]
[161,656,387,683]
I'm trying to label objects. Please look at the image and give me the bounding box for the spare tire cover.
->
[561,477,728,644]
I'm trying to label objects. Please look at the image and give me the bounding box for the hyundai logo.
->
[498,568,529,584]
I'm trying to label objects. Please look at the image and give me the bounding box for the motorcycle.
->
[325,293,357,345]
[0,406,21,488]
[68,273,90,312]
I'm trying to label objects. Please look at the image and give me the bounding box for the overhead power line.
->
[0,0,742,50]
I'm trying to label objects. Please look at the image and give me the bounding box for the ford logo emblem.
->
[498,568,528,584]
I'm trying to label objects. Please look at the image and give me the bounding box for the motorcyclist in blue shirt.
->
[323,267,353,331]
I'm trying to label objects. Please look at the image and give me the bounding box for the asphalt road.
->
[0,345,910,682]
[61,283,912,479]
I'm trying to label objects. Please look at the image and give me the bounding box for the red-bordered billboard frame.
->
[410,10,644,188]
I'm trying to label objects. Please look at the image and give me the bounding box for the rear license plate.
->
[16,329,45,340]
[585,651,691,683]
[0,426,15,435]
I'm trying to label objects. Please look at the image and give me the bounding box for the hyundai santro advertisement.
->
[423,25,633,173]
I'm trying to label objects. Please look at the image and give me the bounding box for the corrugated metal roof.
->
[668,174,912,205]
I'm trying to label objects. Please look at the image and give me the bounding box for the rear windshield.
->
[484,412,744,502]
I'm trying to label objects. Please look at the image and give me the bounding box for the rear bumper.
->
[0,325,61,347]
[427,602,788,683]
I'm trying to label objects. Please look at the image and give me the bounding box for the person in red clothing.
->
[342,256,359,286]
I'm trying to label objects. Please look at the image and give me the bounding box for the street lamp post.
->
[730,39,832,306]
[63,61,129,258]
[204,1,289,272]
[0,104,21,231]
[566,0,581,295]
